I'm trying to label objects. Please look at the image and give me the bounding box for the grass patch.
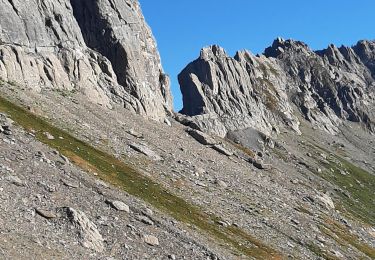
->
[0,94,282,259]
[255,78,278,112]
[320,217,375,259]
[302,141,375,226]
[306,243,339,260]
[320,154,375,226]
[295,205,313,216]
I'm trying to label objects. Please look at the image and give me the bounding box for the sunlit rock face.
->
[0,0,172,120]
[178,39,375,137]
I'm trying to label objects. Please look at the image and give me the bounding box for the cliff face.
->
[178,39,375,137]
[0,0,172,120]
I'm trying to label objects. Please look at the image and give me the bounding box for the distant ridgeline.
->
[178,38,375,137]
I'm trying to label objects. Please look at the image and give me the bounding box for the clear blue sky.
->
[139,0,375,111]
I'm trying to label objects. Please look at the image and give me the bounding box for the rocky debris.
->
[7,175,25,187]
[138,215,154,226]
[164,118,172,127]
[129,142,162,161]
[106,200,130,213]
[62,179,80,189]
[331,250,344,258]
[0,113,13,135]
[179,39,375,137]
[316,193,335,210]
[195,181,208,188]
[0,0,172,120]
[195,167,206,176]
[211,144,233,156]
[1,125,12,135]
[64,207,105,253]
[316,235,327,244]
[0,120,222,259]
[126,129,144,139]
[187,129,217,145]
[1,84,374,259]
[144,235,159,246]
[35,208,57,219]
[60,154,70,165]
[215,180,228,189]
[248,157,270,170]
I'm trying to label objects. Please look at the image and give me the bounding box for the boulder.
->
[106,200,130,213]
[64,207,104,252]
[187,129,217,145]
[129,142,162,161]
[212,144,233,156]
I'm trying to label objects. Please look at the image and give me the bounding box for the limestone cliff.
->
[0,0,172,119]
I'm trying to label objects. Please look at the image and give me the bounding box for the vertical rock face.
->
[0,0,172,120]
[178,44,301,137]
[178,39,375,137]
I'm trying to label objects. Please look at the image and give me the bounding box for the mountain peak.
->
[264,38,310,58]
[199,45,228,60]
[179,38,375,137]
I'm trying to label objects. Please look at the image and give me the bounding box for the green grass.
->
[320,217,375,259]
[296,140,375,226]
[295,205,313,216]
[0,94,282,259]
[306,243,340,260]
[319,153,375,226]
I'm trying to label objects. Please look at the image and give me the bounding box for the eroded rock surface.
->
[0,0,172,119]
[178,39,375,136]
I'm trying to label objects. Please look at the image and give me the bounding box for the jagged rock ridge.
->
[0,0,172,120]
[178,38,375,137]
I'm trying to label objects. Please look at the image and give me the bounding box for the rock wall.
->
[0,0,172,120]
[178,39,375,137]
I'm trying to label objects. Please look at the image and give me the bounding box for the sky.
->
[139,0,375,111]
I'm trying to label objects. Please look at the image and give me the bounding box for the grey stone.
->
[316,193,335,210]
[62,180,79,189]
[44,132,55,140]
[248,157,270,170]
[129,142,162,161]
[106,200,130,213]
[7,175,24,186]
[187,129,217,145]
[35,208,57,219]
[126,129,144,139]
[138,215,154,226]
[164,118,172,127]
[64,207,104,252]
[215,180,228,189]
[211,144,233,156]
[143,234,159,246]
[194,167,206,176]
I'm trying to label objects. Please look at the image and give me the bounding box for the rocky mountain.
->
[1,2,375,259]
[178,38,375,137]
[0,0,172,119]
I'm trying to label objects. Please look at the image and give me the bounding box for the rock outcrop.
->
[0,0,172,120]
[178,39,375,137]
[64,207,105,252]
